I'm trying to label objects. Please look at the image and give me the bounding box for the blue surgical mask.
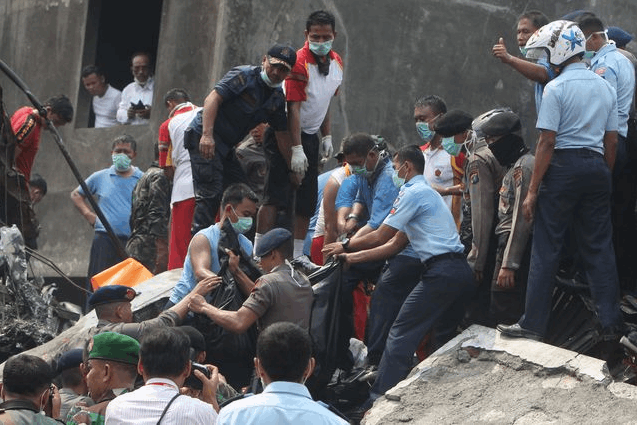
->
[519,46,527,56]
[231,206,253,234]
[583,50,595,59]
[416,122,435,143]
[442,136,462,156]
[112,153,132,172]
[392,163,406,189]
[309,40,333,57]
[260,69,282,88]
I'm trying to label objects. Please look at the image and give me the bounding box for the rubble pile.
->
[364,325,637,424]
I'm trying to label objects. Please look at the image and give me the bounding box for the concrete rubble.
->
[363,325,637,424]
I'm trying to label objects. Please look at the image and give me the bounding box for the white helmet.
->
[524,20,585,66]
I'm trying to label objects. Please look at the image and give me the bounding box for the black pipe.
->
[0,58,128,261]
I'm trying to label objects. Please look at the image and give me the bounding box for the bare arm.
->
[189,296,258,334]
[343,231,409,264]
[189,234,219,281]
[199,90,224,159]
[603,131,618,171]
[70,188,96,226]
[323,223,398,257]
[287,101,303,148]
[492,38,550,84]
[522,130,556,222]
[322,177,341,245]
[227,250,255,297]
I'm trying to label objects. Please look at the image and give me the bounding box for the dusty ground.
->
[365,347,637,424]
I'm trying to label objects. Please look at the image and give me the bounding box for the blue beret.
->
[607,26,633,48]
[57,348,83,374]
[561,10,587,21]
[88,285,138,309]
[255,228,292,257]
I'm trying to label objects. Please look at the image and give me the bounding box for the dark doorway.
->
[77,0,164,127]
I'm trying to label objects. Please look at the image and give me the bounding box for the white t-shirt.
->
[117,78,155,125]
[423,146,453,211]
[314,166,349,237]
[93,85,121,128]
[168,106,201,204]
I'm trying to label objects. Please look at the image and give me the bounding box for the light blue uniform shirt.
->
[334,156,418,259]
[383,175,464,262]
[77,165,143,237]
[534,58,557,115]
[537,62,618,154]
[217,381,348,425]
[591,43,636,137]
[169,223,252,304]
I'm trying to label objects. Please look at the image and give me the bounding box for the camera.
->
[184,362,210,391]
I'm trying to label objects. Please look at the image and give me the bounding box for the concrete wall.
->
[0,0,635,276]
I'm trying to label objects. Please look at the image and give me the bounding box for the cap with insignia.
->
[88,332,140,365]
[255,228,292,258]
[267,44,297,70]
[88,285,138,310]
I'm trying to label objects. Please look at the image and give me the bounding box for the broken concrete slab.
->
[363,325,637,424]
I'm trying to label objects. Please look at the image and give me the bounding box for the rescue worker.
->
[188,228,314,333]
[481,110,535,324]
[331,145,473,410]
[498,21,624,341]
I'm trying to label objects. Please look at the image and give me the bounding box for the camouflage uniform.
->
[126,163,171,273]
[491,153,534,323]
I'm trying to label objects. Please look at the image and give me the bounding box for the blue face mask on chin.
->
[260,69,282,88]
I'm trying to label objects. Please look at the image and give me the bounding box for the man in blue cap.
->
[188,227,313,333]
[56,348,93,420]
[90,277,216,341]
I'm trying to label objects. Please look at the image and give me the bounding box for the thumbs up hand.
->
[492,37,512,64]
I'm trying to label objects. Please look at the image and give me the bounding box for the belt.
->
[422,252,465,269]
[553,148,603,157]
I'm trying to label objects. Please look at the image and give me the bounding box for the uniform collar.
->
[146,377,179,390]
[263,381,312,399]
[562,62,587,73]
[405,174,426,187]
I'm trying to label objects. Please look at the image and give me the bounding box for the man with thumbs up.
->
[492,11,552,113]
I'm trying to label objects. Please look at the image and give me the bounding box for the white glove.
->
[320,135,334,158]
[290,145,308,176]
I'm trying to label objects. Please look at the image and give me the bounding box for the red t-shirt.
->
[11,107,42,181]
[158,103,197,167]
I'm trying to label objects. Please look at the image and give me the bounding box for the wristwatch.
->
[341,237,350,251]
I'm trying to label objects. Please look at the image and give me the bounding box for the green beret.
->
[88,332,140,365]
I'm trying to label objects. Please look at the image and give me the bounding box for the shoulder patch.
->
[14,113,37,143]
[595,67,607,76]
[514,167,523,186]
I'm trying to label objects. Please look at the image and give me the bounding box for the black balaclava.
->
[488,134,528,168]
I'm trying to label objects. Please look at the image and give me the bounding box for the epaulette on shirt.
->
[14,113,37,143]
